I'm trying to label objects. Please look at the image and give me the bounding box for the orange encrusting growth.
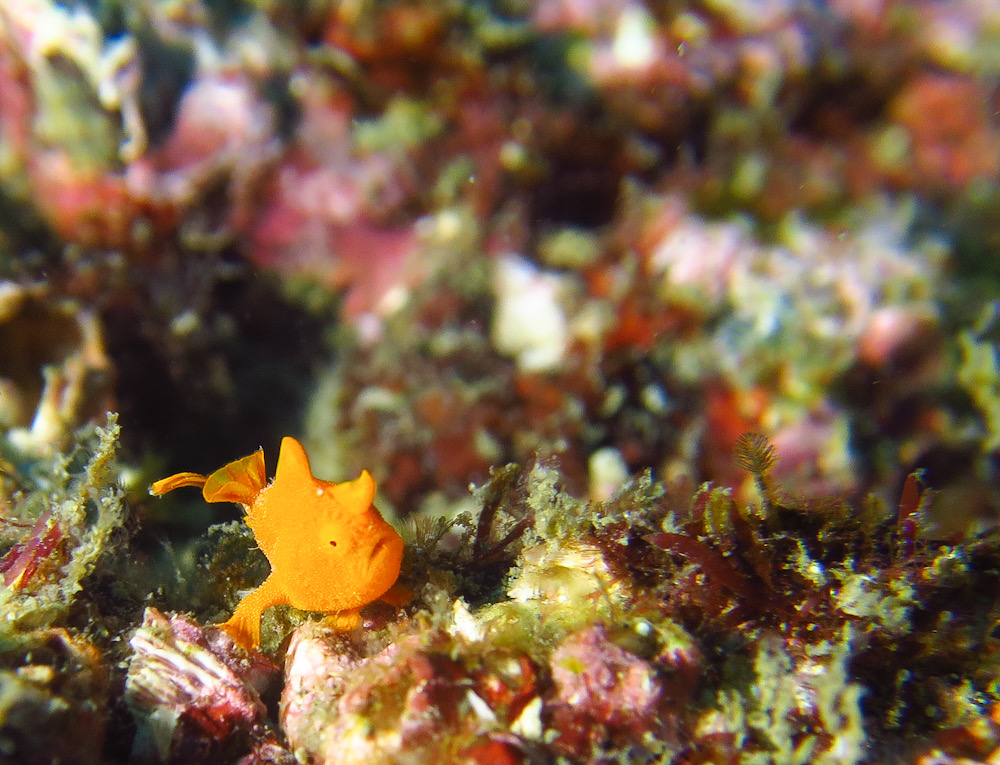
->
[150,437,409,649]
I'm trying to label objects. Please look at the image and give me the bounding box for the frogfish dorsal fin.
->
[202,449,267,505]
[274,436,315,487]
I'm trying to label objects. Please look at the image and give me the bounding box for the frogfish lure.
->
[150,437,409,649]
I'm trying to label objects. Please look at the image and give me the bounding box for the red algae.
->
[0,511,62,589]
[548,624,671,760]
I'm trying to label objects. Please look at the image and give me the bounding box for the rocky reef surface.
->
[1,0,1000,762]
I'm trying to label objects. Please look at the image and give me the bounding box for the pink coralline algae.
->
[547,625,672,760]
[127,73,278,229]
[244,78,423,328]
[280,622,541,765]
[125,608,281,764]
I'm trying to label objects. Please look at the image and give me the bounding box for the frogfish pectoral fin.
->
[325,609,362,632]
[220,573,286,650]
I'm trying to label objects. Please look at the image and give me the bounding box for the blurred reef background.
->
[2,0,1000,762]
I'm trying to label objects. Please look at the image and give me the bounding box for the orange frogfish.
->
[150,437,408,649]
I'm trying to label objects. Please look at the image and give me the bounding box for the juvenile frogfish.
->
[150,437,409,649]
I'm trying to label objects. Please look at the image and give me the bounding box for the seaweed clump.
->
[276,434,1000,764]
[0,413,129,633]
[636,434,1000,762]
[0,413,133,765]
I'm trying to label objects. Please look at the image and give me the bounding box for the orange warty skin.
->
[151,437,408,649]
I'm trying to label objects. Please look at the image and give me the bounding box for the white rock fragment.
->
[447,598,486,643]
[613,4,657,71]
[491,255,569,372]
[510,696,544,740]
[588,447,630,502]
